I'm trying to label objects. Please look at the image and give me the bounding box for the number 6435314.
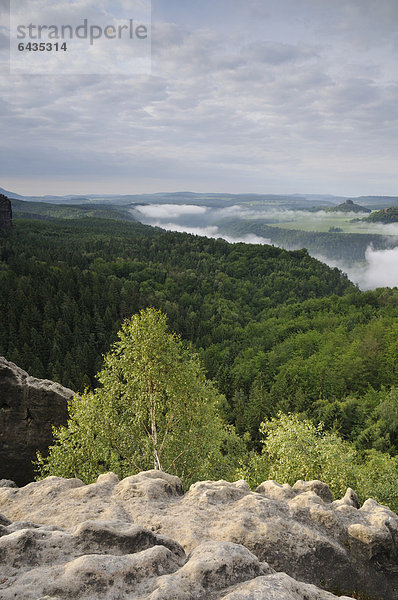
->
[18,42,67,51]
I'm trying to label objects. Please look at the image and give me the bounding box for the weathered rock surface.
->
[0,514,353,600]
[0,471,396,599]
[0,357,73,486]
[0,195,12,229]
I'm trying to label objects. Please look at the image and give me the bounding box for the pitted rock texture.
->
[0,357,73,486]
[0,471,397,599]
[0,195,12,229]
[0,515,353,600]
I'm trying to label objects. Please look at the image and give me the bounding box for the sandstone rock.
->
[0,470,397,599]
[0,515,355,600]
[0,195,12,229]
[292,480,334,503]
[0,357,74,486]
[0,480,17,489]
[332,488,360,510]
[114,470,184,501]
[0,513,11,526]
[255,480,296,502]
[214,573,353,600]
[149,541,273,600]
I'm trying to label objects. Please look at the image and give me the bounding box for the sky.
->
[1,0,398,196]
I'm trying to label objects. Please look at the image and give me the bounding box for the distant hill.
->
[326,199,371,213]
[10,198,136,222]
[351,196,398,209]
[220,218,394,263]
[2,185,397,211]
[0,186,346,208]
[0,187,25,200]
[365,206,398,223]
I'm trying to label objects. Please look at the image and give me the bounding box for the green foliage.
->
[0,218,353,393]
[356,449,398,510]
[222,219,392,263]
[11,198,135,221]
[247,413,357,499]
[36,308,240,488]
[237,413,398,512]
[365,206,398,223]
[326,199,370,213]
[3,217,398,502]
[3,219,398,461]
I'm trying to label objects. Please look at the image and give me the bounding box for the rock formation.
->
[0,511,352,600]
[0,357,73,486]
[328,199,371,213]
[0,470,396,599]
[0,194,12,228]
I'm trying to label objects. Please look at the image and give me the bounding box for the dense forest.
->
[220,219,394,263]
[1,217,398,505]
[0,218,350,387]
[11,198,135,221]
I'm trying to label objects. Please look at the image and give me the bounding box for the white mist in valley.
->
[340,247,398,290]
[314,246,398,290]
[135,204,208,219]
[131,203,398,291]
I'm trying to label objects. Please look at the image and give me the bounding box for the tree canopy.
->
[36,308,238,488]
[237,413,398,511]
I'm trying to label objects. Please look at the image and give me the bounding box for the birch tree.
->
[36,308,231,487]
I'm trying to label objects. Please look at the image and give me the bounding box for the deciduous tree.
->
[36,308,235,488]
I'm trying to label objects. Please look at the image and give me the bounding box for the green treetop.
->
[36,307,238,488]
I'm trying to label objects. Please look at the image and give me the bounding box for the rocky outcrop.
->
[0,471,396,599]
[0,512,353,600]
[0,358,73,486]
[328,199,371,213]
[0,194,12,228]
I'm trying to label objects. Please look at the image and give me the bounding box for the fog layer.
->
[131,204,398,290]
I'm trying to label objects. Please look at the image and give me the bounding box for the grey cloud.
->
[152,22,189,51]
[329,0,398,45]
[0,0,9,16]
[245,2,271,19]
[321,79,380,114]
[242,41,317,65]
[0,26,9,50]
[1,1,398,195]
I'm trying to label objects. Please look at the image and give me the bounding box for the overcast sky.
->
[1,0,398,196]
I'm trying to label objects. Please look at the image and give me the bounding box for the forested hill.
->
[10,198,135,222]
[220,219,394,263]
[365,206,398,223]
[2,217,398,465]
[0,218,351,388]
[326,199,371,213]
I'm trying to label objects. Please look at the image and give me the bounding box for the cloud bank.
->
[353,246,398,289]
[135,204,208,219]
[316,246,398,290]
[2,0,398,194]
